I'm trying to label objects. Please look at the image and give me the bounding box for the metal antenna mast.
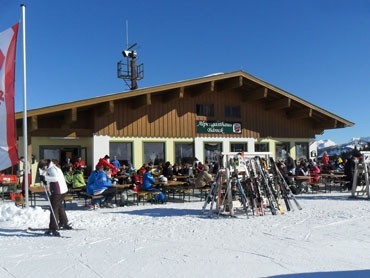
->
[117,21,144,90]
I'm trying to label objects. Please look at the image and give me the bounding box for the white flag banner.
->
[0,23,19,171]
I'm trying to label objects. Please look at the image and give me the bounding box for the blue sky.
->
[1,0,370,144]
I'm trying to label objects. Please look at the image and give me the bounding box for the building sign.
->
[196,121,242,134]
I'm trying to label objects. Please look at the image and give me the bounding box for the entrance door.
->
[40,146,82,168]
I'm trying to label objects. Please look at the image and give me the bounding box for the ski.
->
[269,157,302,211]
[27,227,85,232]
[255,156,279,215]
[25,229,71,238]
[229,154,249,218]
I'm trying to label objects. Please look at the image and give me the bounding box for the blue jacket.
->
[87,170,112,195]
[86,170,98,195]
[142,171,155,190]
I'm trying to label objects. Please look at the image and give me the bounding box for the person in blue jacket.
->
[90,166,117,208]
[142,167,167,203]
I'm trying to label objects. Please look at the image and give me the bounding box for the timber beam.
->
[265,98,291,110]
[242,87,268,102]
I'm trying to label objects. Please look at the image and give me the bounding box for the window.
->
[143,142,165,166]
[225,106,241,117]
[196,104,214,117]
[275,142,290,161]
[255,143,269,152]
[295,142,309,161]
[109,142,133,166]
[230,143,248,152]
[204,142,223,164]
[39,146,83,168]
[175,143,194,164]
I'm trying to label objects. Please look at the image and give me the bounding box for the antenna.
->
[117,21,144,90]
[126,20,129,49]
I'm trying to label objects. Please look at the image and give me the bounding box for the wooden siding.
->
[16,71,352,140]
[94,87,315,139]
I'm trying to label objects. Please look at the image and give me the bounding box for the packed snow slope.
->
[0,192,370,278]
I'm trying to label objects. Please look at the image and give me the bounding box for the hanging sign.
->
[196,121,242,134]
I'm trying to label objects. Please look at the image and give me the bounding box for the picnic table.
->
[320,173,347,192]
[29,186,46,206]
[155,180,192,201]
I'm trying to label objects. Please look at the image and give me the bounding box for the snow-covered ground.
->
[1,192,370,278]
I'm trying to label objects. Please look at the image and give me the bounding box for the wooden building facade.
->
[15,71,353,182]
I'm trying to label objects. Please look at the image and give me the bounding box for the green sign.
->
[196,121,242,134]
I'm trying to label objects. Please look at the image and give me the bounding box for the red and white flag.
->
[0,23,19,171]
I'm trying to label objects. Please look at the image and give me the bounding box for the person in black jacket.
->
[344,156,355,191]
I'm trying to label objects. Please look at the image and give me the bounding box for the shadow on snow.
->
[270,269,370,278]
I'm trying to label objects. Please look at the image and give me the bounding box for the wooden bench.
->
[308,181,325,193]
[179,188,193,202]
[79,192,105,208]
[63,194,74,208]
[68,187,84,198]
[135,190,161,205]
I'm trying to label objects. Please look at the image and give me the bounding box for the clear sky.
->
[1,0,370,144]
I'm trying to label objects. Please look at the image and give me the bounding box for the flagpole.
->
[21,4,29,207]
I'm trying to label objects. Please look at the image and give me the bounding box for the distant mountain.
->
[316,137,370,157]
[314,139,337,149]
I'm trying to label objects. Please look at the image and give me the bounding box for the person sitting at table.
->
[90,166,117,208]
[86,167,103,208]
[295,160,309,176]
[72,166,86,191]
[162,161,174,180]
[142,167,167,203]
[322,151,329,165]
[195,165,213,188]
[63,165,74,191]
[195,162,205,175]
[308,161,321,181]
[96,155,118,176]
[172,163,182,176]
[180,163,191,176]
[73,156,87,170]
[120,163,135,184]
[277,160,301,194]
[110,156,121,175]
[293,160,309,193]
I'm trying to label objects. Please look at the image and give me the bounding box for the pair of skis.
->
[269,157,302,211]
[26,227,84,238]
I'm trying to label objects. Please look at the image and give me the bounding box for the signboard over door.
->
[196,121,242,134]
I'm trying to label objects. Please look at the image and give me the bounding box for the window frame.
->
[109,141,133,166]
[196,104,214,117]
[174,142,194,165]
[143,142,166,166]
[224,105,241,118]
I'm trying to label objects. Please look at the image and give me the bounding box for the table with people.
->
[290,153,350,193]
[319,172,348,192]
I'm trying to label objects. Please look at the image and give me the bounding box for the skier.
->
[39,159,72,236]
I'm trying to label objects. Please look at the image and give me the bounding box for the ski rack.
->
[221,152,272,217]
[351,157,370,199]
[201,151,303,218]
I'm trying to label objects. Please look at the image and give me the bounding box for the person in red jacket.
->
[73,156,86,169]
[95,155,118,176]
[322,152,329,165]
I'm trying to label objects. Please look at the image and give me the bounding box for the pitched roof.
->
[15,70,353,130]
